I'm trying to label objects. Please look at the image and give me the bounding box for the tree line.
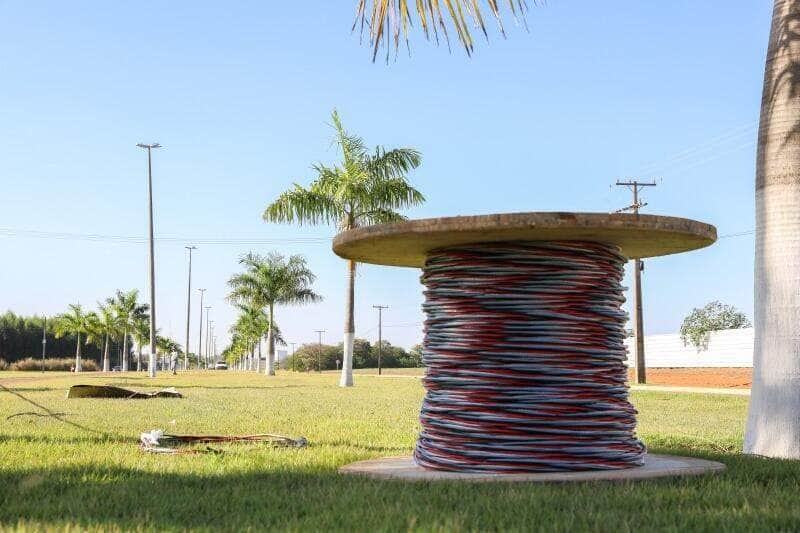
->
[0,311,100,363]
[283,338,422,372]
[1,289,183,371]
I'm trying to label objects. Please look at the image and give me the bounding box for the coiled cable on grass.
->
[413,241,646,473]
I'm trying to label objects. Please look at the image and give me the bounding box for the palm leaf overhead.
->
[354,0,529,61]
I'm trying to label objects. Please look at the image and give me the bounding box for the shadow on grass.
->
[2,452,800,531]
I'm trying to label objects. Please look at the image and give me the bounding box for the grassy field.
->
[1,370,798,532]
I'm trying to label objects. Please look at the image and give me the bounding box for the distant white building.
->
[624,328,753,368]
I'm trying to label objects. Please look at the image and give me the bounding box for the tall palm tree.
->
[53,303,90,372]
[83,312,104,370]
[745,0,800,460]
[132,313,151,372]
[227,252,321,376]
[109,289,149,373]
[86,303,121,372]
[264,111,423,386]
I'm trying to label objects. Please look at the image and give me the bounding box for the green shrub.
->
[9,357,99,372]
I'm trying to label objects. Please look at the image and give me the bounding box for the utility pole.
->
[137,142,161,378]
[315,330,325,373]
[373,305,388,375]
[205,311,212,368]
[184,246,197,371]
[209,323,215,365]
[289,342,296,372]
[41,316,47,373]
[197,289,206,369]
[615,179,657,385]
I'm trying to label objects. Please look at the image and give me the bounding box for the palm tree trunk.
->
[267,304,276,376]
[103,334,110,372]
[137,347,142,372]
[122,328,129,372]
[339,259,356,387]
[75,333,82,372]
[745,0,800,459]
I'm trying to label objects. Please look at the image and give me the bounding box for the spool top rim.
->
[332,212,717,267]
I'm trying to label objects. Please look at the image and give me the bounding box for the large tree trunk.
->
[339,259,356,387]
[122,328,129,372]
[74,333,82,372]
[103,335,110,372]
[745,0,800,459]
[266,304,276,376]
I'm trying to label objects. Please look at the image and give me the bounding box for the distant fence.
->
[623,328,753,368]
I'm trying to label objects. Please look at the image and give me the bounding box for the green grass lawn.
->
[1,370,798,532]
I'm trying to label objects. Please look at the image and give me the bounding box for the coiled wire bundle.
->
[414,241,645,473]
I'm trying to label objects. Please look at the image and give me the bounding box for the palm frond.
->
[355,0,529,61]
[263,184,341,226]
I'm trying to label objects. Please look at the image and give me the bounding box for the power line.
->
[0,227,330,246]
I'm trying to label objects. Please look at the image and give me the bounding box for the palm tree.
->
[53,304,90,372]
[230,305,267,372]
[227,252,321,376]
[132,313,150,372]
[86,303,121,372]
[109,289,149,372]
[745,0,800,460]
[264,111,423,386]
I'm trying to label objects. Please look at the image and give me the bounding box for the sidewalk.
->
[629,384,750,396]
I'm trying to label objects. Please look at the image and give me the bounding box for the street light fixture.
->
[136,142,161,378]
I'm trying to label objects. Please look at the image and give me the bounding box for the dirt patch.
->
[628,368,752,389]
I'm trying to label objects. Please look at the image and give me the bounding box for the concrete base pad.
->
[339,454,726,483]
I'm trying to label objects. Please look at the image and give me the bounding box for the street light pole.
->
[137,142,161,378]
[184,246,197,371]
[315,330,325,373]
[289,342,296,372]
[197,289,206,369]
[209,323,215,366]
[205,309,211,368]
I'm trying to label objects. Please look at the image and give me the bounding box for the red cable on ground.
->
[414,241,645,473]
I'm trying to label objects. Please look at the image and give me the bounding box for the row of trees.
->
[223,252,320,372]
[283,339,422,372]
[6,289,185,372]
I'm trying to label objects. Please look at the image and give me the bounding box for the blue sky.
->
[0,1,769,352]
